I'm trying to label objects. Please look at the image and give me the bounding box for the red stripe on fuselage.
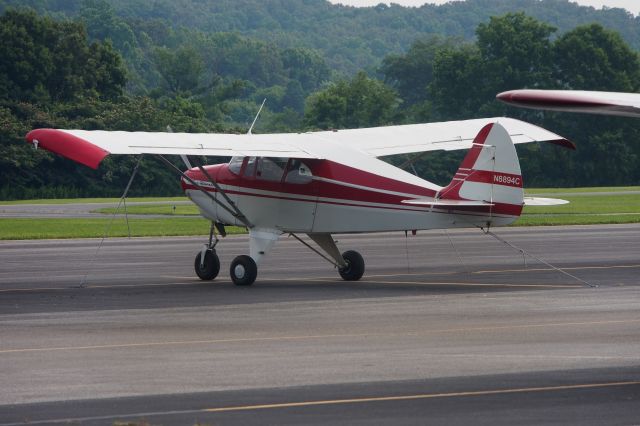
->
[182,157,522,218]
[183,182,521,218]
[184,159,438,203]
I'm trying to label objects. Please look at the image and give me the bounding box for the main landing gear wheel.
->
[195,250,220,280]
[338,250,365,281]
[230,255,258,286]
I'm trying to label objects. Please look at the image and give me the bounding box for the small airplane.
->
[497,89,640,118]
[26,117,572,286]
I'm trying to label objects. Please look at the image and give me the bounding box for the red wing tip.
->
[548,138,576,150]
[496,90,515,102]
[25,128,109,169]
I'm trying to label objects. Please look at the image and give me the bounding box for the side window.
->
[285,160,313,184]
[243,157,257,178]
[228,156,244,175]
[256,157,288,182]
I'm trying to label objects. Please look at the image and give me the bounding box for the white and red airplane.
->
[26,118,572,285]
[497,89,640,118]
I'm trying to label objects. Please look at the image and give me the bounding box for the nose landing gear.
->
[195,222,221,281]
[195,249,220,280]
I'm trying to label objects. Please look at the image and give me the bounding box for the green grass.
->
[0,196,189,205]
[516,191,640,226]
[1,187,639,239]
[515,214,640,226]
[94,203,200,215]
[93,191,640,227]
[0,217,246,240]
[525,186,640,194]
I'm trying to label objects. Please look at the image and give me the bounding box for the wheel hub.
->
[234,264,246,279]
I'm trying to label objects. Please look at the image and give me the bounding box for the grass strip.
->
[92,193,640,217]
[1,188,639,239]
[515,214,640,226]
[0,217,246,240]
[94,204,200,215]
[0,196,189,205]
[525,186,640,194]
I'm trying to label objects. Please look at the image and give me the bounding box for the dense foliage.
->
[1,1,639,199]
[2,0,639,75]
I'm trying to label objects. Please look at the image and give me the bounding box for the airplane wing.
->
[26,117,572,170]
[25,128,320,169]
[306,117,573,156]
[497,89,640,118]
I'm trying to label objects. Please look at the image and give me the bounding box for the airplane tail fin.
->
[438,122,524,219]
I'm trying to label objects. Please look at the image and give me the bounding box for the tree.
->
[476,12,556,91]
[429,43,484,119]
[553,24,640,92]
[0,9,126,103]
[381,36,460,106]
[154,46,205,96]
[282,47,331,93]
[304,72,398,129]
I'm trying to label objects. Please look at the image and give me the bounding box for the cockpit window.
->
[228,156,243,175]
[256,157,288,182]
[284,160,313,184]
[243,157,257,178]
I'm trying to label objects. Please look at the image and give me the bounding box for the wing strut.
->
[196,164,250,227]
[154,154,253,229]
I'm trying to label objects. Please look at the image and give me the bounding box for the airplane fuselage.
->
[182,156,519,234]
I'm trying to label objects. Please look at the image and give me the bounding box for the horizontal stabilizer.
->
[523,197,569,206]
[402,199,494,207]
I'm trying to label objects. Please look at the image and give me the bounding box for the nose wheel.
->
[195,249,220,280]
[195,221,221,281]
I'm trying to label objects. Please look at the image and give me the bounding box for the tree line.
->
[1,5,639,199]
[2,0,639,75]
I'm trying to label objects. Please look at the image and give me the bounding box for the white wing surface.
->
[308,117,572,156]
[26,117,571,169]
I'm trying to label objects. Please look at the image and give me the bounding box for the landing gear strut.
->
[194,222,220,280]
[296,233,366,282]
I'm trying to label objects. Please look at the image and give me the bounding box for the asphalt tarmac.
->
[1,224,639,425]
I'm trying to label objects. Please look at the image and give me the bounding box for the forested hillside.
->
[1,1,639,199]
[2,0,639,75]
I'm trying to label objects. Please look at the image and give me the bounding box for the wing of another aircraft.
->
[497,89,640,118]
[26,117,572,169]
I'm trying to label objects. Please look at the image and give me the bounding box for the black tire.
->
[338,250,365,281]
[194,250,220,280]
[230,255,257,286]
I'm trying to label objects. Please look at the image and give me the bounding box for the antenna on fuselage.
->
[248,98,267,135]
